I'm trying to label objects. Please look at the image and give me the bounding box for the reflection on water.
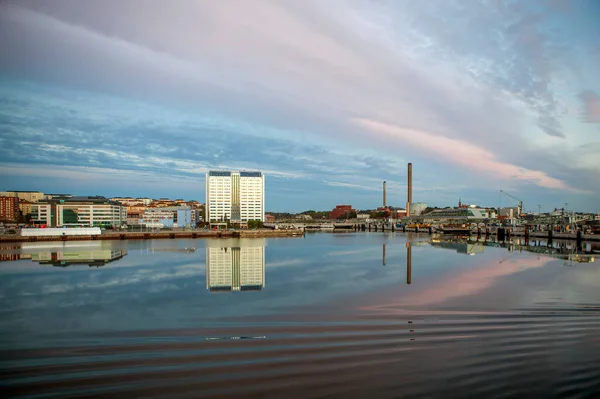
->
[466,236,597,264]
[206,243,265,292]
[31,249,128,267]
[0,234,599,398]
[406,241,412,285]
[431,238,486,255]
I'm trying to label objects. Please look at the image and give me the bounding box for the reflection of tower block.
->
[206,246,265,292]
[240,246,265,291]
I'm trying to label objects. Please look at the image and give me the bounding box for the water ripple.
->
[2,305,599,398]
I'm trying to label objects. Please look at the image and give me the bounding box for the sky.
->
[0,0,599,213]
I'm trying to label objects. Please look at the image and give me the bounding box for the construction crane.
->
[500,190,523,217]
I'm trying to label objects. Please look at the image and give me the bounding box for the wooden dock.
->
[0,229,304,243]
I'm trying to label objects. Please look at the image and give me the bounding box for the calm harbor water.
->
[1,233,599,398]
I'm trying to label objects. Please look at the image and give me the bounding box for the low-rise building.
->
[422,207,496,221]
[112,197,155,207]
[45,193,72,200]
[31,197,127,228]
[410,202,428,216]
[0,196,19,222]
[329,205,356,219]
[396,209,408,218]
[18,200,34,218]
[498,207,519,219]
[0,191,45,203]
[142,206,197,228]
[126,213,143,226]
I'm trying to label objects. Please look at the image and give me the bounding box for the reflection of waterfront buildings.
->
[31,249,128,267]
[430,238,485,255]
[467,237,597,263]
[0,252,32,262]
[206,245,265,292]
[505,238,596,264]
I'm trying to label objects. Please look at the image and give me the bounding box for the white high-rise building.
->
[206,171,265,223]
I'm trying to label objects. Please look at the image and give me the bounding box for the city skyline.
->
[1,1,599,212]
[2,186,599,215]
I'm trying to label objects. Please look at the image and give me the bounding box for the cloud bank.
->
[0,0,599,211]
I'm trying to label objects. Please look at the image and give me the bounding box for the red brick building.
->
[329,205,356,219]
[0,196,19,222]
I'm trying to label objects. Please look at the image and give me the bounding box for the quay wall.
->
[0,229,304,243]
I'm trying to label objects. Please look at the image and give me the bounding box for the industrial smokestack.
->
[407,163,412,216]
[383,181,387,208]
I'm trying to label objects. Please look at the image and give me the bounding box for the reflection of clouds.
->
[325,249,365,257]
[1,262,203,302]
[325,246,382,257]
[266,259,306,268]
[364,257,553,310]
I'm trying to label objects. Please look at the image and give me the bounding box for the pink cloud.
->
[353,118,574,191]
[362,256,552,310]
[579,90,600,123]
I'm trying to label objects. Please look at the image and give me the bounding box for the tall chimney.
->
[407,163,412,216]
[383,181,387,208]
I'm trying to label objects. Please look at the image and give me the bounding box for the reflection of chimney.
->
[382,244,386,266]
[406,242,412,285]
[383,181,387,208]
[407,163,412,216]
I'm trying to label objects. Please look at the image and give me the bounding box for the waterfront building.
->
[31,197,127,228]
[206,242,265,292]
[498,207,519,219]
[111,197,154,206]
[0,196,19,222]
[0,191,45,203]
[18,200,33,218]
[141,206,197,228]
[45,193,72,200]
[410,202,428,216]
[422,207,496,221]
[126,213,143,226]
[329,204,356,219]
[205,171,265,224]
[396,209,408,218]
